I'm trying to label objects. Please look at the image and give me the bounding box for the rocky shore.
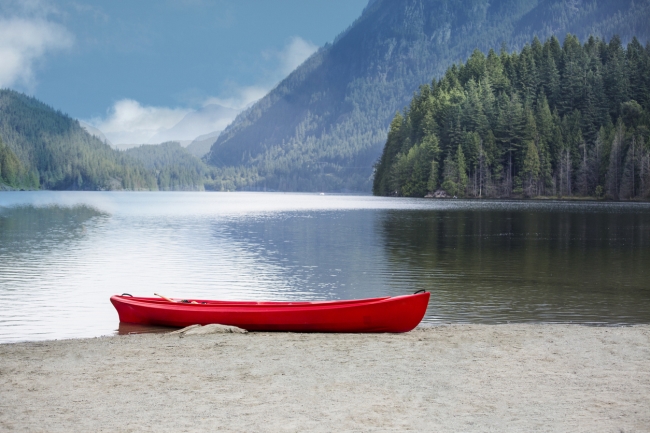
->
[1,324,649,432]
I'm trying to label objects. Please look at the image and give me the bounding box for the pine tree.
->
[456,144,468,197]
[540,47,561,107]
[576,135,589,196]
[441,153,458,197]
[639,136,650,199]
[558,147,572,197]
[521,140,541,197]
[619,135,638,199]
[517,45,538,102]
[462,80,489,134]
[534,95,554,192]
[373,112,405,195]
[606,120,625,199]
[483,129,499,196]
[588,127,606,195]
[495,93,524,194]
[0,136,23,187]
[603,35,629,119]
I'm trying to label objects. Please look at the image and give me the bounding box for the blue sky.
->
[0,0,368,144]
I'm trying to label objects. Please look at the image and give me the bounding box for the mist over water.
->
[1,192,649,343]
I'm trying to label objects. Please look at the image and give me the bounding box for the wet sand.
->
[1,324,649,432]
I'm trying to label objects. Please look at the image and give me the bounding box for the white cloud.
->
[0,17,73,88]
[278,36,318,75]
[202,85,268,111]
[88,99,191,145]
[148,103,239,144]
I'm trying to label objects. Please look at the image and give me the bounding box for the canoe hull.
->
[110,293,430,333]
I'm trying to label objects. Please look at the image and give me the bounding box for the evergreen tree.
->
[495,93,524,194]
[456,144,468,197]
[639,136,650,198]
[619,136,638,199]
[606,120,625,199]
[441,153,458,197]
[373,112,405,195]
[576,135,590,196]
[0,136,23,187]
[587,127,607,195]
[521,140,541,197]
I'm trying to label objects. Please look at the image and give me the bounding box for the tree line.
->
[0,136,38,189]
[124,142,209,191]
[373,34,650,200]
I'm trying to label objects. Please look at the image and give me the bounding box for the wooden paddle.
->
[154,293,198,304]
[154,292,176,302]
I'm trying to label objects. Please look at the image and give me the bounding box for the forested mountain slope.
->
[0,89,157,190]
[0,90,217,191]
[373,35,650,199]
[124,142,210,191]
[206,0,650,192]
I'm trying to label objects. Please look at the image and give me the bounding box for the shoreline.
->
[2,188,650,201]
[1,324,649,432]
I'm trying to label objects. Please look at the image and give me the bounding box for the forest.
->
[207,0,650,192]
[0,89,157,190]
[373,35,650,200]
[124,142,210,191]
[0,135,35,189]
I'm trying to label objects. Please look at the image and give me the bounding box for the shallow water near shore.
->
[1,191,649,343]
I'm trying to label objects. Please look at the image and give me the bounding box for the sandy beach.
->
[1,324,649,432]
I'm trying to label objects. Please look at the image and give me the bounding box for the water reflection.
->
[116,322,177,335]
[378,207,650,325]
[214,211,394,301]
[0,205,106,255]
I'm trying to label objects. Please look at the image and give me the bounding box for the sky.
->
[0,0,368,145]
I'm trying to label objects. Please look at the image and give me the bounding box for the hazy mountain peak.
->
[149,104,239,144]
[78,120,113,147]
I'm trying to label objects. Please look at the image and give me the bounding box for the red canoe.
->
[110,292,430,333]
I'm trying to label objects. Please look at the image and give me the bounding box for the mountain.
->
[123,142,211,191]
[78,120,114,147]
[373,34,650,200]
[148,104,238,144]
[205,0,650,192]
[0,90,215,191]
[0,89,157,190]
[185,131,221,158]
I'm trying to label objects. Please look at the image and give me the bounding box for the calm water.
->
[1,192,649,343]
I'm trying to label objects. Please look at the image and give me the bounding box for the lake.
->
[1,192,649,343]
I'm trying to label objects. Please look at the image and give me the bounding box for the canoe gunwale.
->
[112,295,395,309]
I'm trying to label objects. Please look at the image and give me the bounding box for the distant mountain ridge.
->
[148,104,237,144]
[124,142,211,191]
[186,131,221,158]
[205,0,650,192]
[78,120,113,147]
